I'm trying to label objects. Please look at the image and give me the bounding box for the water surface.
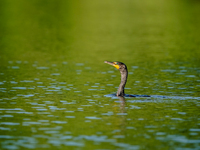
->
[0,0,200,149]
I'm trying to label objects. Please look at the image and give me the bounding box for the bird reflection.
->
[118,96,126,113]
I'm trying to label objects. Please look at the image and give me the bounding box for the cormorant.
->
[104,61,150,97]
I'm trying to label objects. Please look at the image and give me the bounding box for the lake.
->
[0,0,200,149]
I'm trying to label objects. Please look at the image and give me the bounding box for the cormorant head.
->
[104,61,127,72]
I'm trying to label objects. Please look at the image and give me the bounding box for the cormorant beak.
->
[104,61,120,69]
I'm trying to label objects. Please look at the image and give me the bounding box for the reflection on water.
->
[1,0,200,149]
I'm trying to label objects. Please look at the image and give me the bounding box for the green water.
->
[0,0,200,149]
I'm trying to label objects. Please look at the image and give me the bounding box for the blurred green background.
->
[1,0,199,66]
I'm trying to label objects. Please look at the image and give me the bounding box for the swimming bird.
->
[104,61,150,97]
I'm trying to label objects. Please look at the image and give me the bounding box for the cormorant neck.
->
[117,69,128,96]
